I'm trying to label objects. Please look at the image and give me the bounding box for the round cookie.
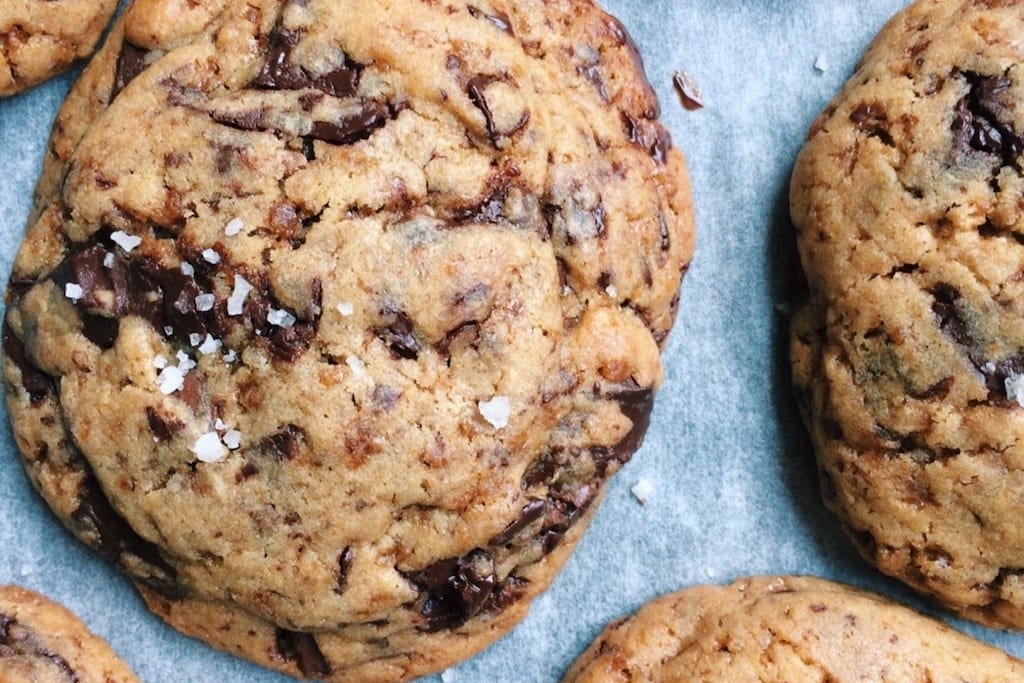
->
[2,0,694,680]
[791,0,1024,629]
[0,0,118,96]
[564,576,1024,682]
[0,584,139,683]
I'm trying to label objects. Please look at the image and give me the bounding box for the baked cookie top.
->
[564,576,1024,682]
[0,584,139,683]
[2,0,693,679]
[790,0,1024,628]
[0,0,118,96]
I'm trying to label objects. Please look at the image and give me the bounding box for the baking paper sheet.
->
[2,1,1022,680]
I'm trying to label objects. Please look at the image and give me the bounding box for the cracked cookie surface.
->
[0,0,118,96]
[563,576,1024,682]
[2,0,694,679]
[791,0,1024,629]
[0,584,139,683]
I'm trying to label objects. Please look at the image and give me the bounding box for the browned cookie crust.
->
[791,0,1024,629]
[564,576,1024,682]
[0,0,118,96]
[0,584,139,683]
[2,0,694,679]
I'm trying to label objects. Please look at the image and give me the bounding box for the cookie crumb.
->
[337,301,355,316]
[64,283,84,301]
[110,230,142,252]
[478,396,511,429]
[631,477,654,505]
[225,217,244,236]
[191,432,227,463]
[227,275,254,315]
[814,55,829,72]
[673,69,704,110]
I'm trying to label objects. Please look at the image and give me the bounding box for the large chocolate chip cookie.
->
[2,0,694,679]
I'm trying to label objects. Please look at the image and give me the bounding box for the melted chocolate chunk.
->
[112,42,150,100]
[849,103,894,146]
[261,424,304,460]
[308,102,388,144]
[622,112,672,164]
[251,27,361,98]
[0,614,78,681]
[145,407,185,442]
[468,6,514,35]
[275,629,331,678]
[336,547,355,593]
[490,498,547,545]
[467,75,501,143]
[72,471,179,595]
[590,383,654,475]
[952,72,1023,167]
[375,305,420,360]
[407,550,500,631]
[2,322,54,406]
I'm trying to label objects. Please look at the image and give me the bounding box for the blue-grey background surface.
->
[2,1,1021,681]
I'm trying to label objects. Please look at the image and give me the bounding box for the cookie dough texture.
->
[0,584,139,683]
[564,576,1024,682]
[0,0,118,96]
[2,0,693,680]
[791,0,1024,629]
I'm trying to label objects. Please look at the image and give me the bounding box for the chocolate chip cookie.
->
[0,0,118,96]
[0,584,139,682]
[791,0,1024,629]
[2,0,694,679]
[564,576,1024,682]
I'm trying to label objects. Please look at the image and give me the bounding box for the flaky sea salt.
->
[191,432,227,463]
[164,326,174,336]
[202,248,221,264]
[1007,373,1024,406]
[336,301,355,317]
[605,284,618,298]
[157,366,185,395]
[181,262,195,277]
[227,275,253,315]
[440,671,456,683]
[195,293,216,312]
[64,283,84,301]
[103,252,115,268]
[214,418,226,431]
[814,55,829,72]
[110,230,142,252]
[176,350,197,372]
[346,355,366,372]
[223,430,242,450]
[189,333,203,347]
[267,307,296,327]
[223,349,238,363]
[153,355,168,370]
[478,396,511,429]
[225,217,244,236]
[631,478,654,505]
[198,334,221,355]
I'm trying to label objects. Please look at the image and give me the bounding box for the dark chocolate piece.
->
[408,550,500,631]
[673,69,704,111]
[113,42,150,100]
[308,102,388,145]
[261,424,304,460]
[2,322,54,406]
[0,614,78,681]
[952,72,1023,167]
[468,6,514,35]
[467,75,501,143]
[375,305,420,360]
[275,629,331,678]
[622,112,672,164]
[930,283,973,348]
[490,498,546,545]
[251,27,362,98]
[145,407,185,442]
[336,547,355,594]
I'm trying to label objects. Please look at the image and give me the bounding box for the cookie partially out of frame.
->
[0,0,118,96]
[791,0,1024,629]
[0,584,139,683]
[2,0,694,679]
[564,576,1024,682]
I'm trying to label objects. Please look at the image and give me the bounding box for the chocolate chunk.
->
[467,75,501,143]
[261,424,304,460]
[468,6,514,35]
[301,136,316,161]
[521,456,557,489]
[336,547,355,594]
[2,322,54,406]
[590,384,654,475]
[275,629,331,678]
[251,27,361,97]
[146,407,185,442]
[658,211,671,252]
[912,376,955,401]
[0,614,78,681]
[408,550,499,631]
[849,103,895,146]
[490,499,547,545]
[622,112,672,164]
[952,72,1023,167]
[672,69,704,111]
[112,42,150,100]
[375,305,420,360]
[930,283,973,348]
[72,471,179,595]
[308,102,388,145]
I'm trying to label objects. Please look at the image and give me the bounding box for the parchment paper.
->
[2,1,1021,681]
